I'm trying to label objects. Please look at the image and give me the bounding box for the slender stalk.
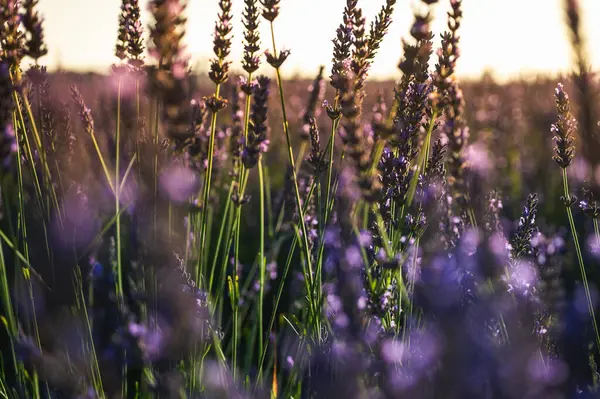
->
[87,120,116,195]
[0,200,18,385]
[151,96,160,245]
[265,164,275,239]
[257,158,266,377]
[561,169,600,350]
[13,97,46,214]
[13,108,45,397]
[135,78,141,164]
[74,268,104,395]
[208,184,234,293]
[198,84,222,285]
[229,273,240,381]
[268,22,314,290]
[115,78,123,303]
[323,95,340,228]
[14,112,29,263]
[119,154,137,193]
[230,71,254,295]
[19,90,62,219]
[407,110,437,207]
[214,169,250,312]
[294,141,307,174]
[259,177,320,371]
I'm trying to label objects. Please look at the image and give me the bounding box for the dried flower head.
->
[148,0,187,70]
[209,0,233,84]
[339,72,381,202]
[564,0,600,167]
[367,0,396,63]
[551,83,576,169]
[444,81,470,210]
[183,99,210,170]
[410,12,432,42]
[204,95,228,114]
[265,48,290,69]
[242,75,270,168]
[260,0,280,22]
[425,139,446,183]
[325,99,342,120]
[21,0,47,61]
[148,0,192,141]
[306,118,327,175]
[229,84,244,194]
[0,0,25,68]
[511,193,539,259]
[70,85,95,135]
[433,0,462,109]
[330,0,358,90]
[126,0,145,70]
[115,0,129,60]
[242,0,261,73]
[350,7,368,94]
[299,65,325,140]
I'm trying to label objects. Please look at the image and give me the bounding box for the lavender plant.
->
[2,0,600,398]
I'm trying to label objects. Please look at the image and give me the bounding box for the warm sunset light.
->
[4,0,600,397]
[39,0,600,79]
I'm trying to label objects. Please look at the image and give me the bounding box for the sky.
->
[36,0,600,81]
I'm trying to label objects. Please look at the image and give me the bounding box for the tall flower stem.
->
[323,101,340,227]
[259,167,321,372]
[407,109,437,207]
[562,168,600,349]
[268,22,315,296]
[0,194,18,390]
[151,97,159,243]
[198,84,221,285]
[115,77,123,304]
[20,90,62,219]
[257,158,266,376]
[208,183,235,293]
[229,72,253,303]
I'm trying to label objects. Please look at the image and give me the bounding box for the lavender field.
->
[1,0,600,398]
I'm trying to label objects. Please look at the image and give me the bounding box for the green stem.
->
[214,169,250,313]
[198,84,222,285]
[407,109,437,207]
[229,273,240,381]
[13,98,46,215]
[217,71,253,297]
[323,98,340,227]
[0,195,18,382]
[269,21,314,293]
[259,177,320,371]
[16,79,62,218]
[257,158,266,378]
[208,184,234,294]
[115,78,123,303]
[562,168,600,350]
[229,72,254,292]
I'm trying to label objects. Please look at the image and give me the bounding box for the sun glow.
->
[39,0,600,80]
